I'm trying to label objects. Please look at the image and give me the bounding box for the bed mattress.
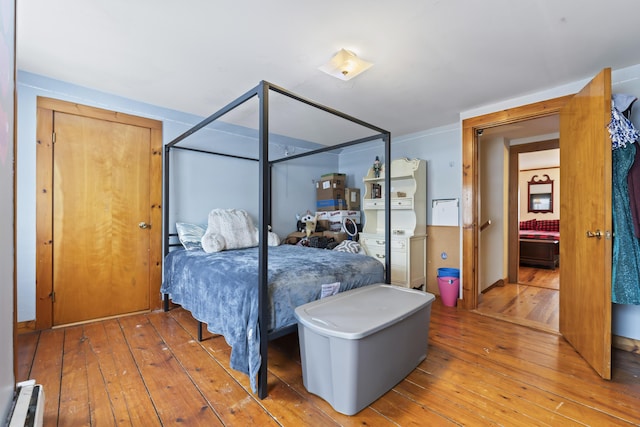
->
[161,244,384,391]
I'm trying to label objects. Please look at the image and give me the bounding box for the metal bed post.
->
[257,81,270,399]
[384,133,391,284]
[163,144,171,311]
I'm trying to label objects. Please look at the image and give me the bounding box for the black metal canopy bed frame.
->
[162,81,392,399]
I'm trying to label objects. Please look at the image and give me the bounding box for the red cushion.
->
[519,219,537,230]
[536,219,559,232]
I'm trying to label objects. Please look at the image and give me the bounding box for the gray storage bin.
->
[294,284,435,415]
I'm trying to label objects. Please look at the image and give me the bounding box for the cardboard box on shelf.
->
[316,175,346,196]
[345,188,361,210]
[323,231,348,243]
[320,173,346,182]
[284,231,323,245]
[327,219,344,231]
[316,210,361,223]
[317,187,344,201]
[316,199,347,211]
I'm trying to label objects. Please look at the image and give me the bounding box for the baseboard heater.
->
[7,380,44,427]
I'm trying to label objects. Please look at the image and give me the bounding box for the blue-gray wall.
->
[16,71,337,322]
[338,124,460,225]
[1,0,15,419]
[15,64,640,342]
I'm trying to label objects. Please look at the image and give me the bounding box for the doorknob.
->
[586,229,602,239]
[139,222,150,229]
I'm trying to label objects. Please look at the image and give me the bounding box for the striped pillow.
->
[333,240,361,253]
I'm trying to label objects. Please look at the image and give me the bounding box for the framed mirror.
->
[528,174,553,213]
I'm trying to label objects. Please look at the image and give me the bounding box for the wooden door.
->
[559,68,612,379]
[53,113,149,324]
[36,98,163,328]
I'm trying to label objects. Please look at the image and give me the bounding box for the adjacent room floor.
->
[476,265,559,333]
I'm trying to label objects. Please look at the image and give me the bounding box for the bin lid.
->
[294,284,435,339]
[437,267,460,278]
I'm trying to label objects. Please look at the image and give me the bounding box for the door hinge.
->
[50,291,55,303]
[52,132,56,143]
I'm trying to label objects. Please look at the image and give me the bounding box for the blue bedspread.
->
[161,244,384,392]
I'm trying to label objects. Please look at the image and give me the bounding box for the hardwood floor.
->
[476,266,560,333]
[476,283,559,333]
[17,298,640,426]
[517,265,559,290]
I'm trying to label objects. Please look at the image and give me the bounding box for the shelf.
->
[360,158,427,289]
[363,173,413,183]
[363,198,414,210]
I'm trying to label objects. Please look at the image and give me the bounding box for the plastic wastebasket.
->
[437,268,460,307]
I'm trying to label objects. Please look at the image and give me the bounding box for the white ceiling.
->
[16,0,640,141]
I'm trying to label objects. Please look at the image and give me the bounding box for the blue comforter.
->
[161,244,384,392]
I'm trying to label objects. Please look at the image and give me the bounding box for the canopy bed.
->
[161,81,392,398]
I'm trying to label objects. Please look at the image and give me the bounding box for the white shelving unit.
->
[360,158,427,289]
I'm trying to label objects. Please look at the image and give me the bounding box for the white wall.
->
[0,0,15,419]
[479,136,508,291]
[519,166,560,221]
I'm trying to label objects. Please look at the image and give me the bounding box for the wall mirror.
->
[528,174,553,213]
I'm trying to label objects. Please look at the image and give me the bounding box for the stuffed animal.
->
[300,211,317,238]
[296,213,305,232]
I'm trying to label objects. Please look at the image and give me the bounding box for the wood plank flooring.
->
[476,266,560,333]
[17,299,640,426]
[518,265,560,290]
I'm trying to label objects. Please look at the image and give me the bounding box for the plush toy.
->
[300,211,317,238]
[296,213,305,232]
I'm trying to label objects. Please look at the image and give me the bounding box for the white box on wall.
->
[432,199,458,226]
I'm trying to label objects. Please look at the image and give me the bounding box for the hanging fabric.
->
[628,144,640,237]
[608,95,639,149]
[610,95,640,305]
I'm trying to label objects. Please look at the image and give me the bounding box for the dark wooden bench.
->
[519,239,559,269]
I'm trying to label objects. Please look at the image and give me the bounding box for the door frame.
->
[461,95,573,309]
[35,97,164,329]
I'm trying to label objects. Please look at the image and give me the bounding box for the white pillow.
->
[202,208,258,252]
[176,222,207,251]
[268,231,281,246]
[255,227,281,246]
[201,232,226,253]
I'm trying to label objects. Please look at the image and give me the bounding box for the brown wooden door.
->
[36,98,163,328]
[53,112,151,324]
[559,68,612,379]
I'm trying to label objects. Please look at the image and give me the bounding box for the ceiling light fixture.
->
[318,48,373,81]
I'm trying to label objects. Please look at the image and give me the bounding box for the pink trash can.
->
[437,268,460,307]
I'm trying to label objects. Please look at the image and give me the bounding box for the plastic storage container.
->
[294,284,435,415]
[437,267,460,307]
